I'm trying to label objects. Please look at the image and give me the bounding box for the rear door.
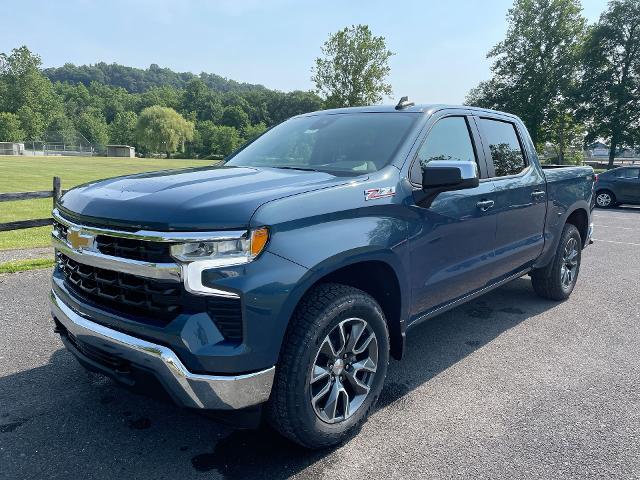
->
[617,167,640,202]
[407,112,497,316]
[476,116,547,277]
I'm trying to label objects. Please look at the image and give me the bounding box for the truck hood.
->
[58,165,351,230]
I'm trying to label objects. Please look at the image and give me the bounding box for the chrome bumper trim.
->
[51,290,274,410]
[52,234,181,281]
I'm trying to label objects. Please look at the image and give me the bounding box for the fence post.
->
[53,176,61,208]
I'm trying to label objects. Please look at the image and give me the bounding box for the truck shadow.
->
[1,278,560,480]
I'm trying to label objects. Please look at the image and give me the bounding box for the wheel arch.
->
[283,251,409,361]
[565,207,589,247]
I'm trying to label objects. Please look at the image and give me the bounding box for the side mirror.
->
[421,160,479,192]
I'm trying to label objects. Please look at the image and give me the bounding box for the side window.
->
[623,168,640,179]
[479,118,527,177]
[411,116,476,182]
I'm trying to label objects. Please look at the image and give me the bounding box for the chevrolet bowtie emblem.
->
[67,227,94,251]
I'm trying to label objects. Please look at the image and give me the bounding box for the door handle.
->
[531,190,546,199]
[476,200,495,212]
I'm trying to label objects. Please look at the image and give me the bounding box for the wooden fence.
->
[0,177,65,232]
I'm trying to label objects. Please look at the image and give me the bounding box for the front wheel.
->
[531,223,582,300]
[267,283,390,449]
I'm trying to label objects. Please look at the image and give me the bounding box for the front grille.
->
[95,236,172,263]
[58,253,183,323]
[207,297,243,341]
[53,219,68,239]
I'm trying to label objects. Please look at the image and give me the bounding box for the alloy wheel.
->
[596,192,612,207]
[309,318,379,424]
[560,237,579,289]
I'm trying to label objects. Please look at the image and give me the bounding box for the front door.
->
[407,115,497,317]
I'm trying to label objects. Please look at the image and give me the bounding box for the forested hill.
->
[43,62,269,94]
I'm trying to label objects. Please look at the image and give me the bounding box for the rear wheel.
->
[267,283,389,449]
[531,224,582,300]
[595,190,616,208]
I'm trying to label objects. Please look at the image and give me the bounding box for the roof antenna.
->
[395,96,414,110]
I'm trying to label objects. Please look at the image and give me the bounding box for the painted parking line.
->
[592,238,640,247]
[593,215,640,221]
[593,224,635,230]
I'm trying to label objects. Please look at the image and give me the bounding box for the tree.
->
[312,25,394,108]
[195,121,240,157]
[465,0,586,148]
[0,46,63,139]
[73,107,109,146]
[109,111,138,145]
[16,105,45,140]
[579,0,640,169]
[0,112,24,141]
[135,105,194,155]
[242,122,267,143]
[544,111,586,164]
[221,105,250,130]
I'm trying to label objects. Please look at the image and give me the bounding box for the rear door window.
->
[479,118,527,177]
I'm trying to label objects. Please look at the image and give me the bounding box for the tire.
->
[595,189,616,208]
[267,283,390,449]
[531,224,582,301]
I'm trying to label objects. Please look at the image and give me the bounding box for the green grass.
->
[0,257,56,274]
[0,155,214,251]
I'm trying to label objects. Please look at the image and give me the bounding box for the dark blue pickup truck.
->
[50,103,594,448]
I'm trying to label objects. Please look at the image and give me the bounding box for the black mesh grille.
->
[207,297,243,341]
[95,236,172,263]
[58,253,182,323]
[66,330,130,371]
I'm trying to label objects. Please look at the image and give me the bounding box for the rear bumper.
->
[51,289,275,410]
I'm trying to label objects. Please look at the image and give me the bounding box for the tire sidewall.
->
[554,225,582,297]
[295,294,389,441]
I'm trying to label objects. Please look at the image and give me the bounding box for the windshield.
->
[226,113,418,175]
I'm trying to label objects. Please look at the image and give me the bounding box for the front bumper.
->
[51,289,275,410]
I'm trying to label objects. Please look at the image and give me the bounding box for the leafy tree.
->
[0,112,24,141]
[109,111,138,146]
[266,90,324,124]
[0,46,63,139]
[195,121,240,156]
[210,125,240,156]
[579,0,640,168]
[16,105,45,140]
[135,105,194,155]
[242,122,267,143]
[544,111,586,164]
[136,85,183,112]
[465,0,586,147]
[312,25,394,107]
[221,105,250,130]
[76,107,109,146]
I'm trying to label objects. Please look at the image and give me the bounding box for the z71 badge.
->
[364,186,396,201]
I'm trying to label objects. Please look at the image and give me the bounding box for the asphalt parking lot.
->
[1,207,639,479]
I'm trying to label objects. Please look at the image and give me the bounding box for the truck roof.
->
[297,104,520,120]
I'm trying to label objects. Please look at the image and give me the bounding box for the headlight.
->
[170,227,269,266]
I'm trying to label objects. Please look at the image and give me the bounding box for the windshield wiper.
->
[271,166,321,172]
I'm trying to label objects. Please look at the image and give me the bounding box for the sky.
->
[2,0,610,104]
